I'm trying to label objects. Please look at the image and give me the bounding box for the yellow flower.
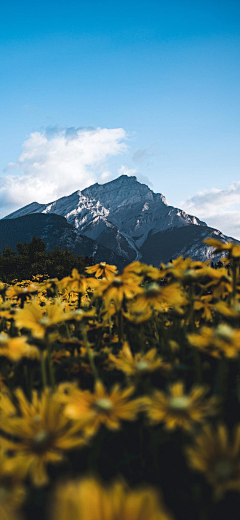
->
[185,424,240,499]
[215,301,240,319]
[0,282,7,294]
[188,325,240,358]
[123,303,153,323]
[204,238,240,259]
[108,342,170,376]
[101,302,118,320]
[6,283,38,300]
[142,382,218,431]
[50,477,172,520]
[85,262,118,279]
[37,278,59,297]
[193,265,226,280]
[0,448,26,520]
[0,388,87,486]
[58,269,89,293]
[211,279,233,300]
[160,257,193,280]
[193,295,214,322]
[93,275,143,311]
[68,308,96,321]
[0,333,39,362]
[131,283,187,314]
[0,388,18,417]
[196,266,231,296]
[123,261,161,281]
[15,300,70,339]
[0,301,15,321]
[62,380,140,435]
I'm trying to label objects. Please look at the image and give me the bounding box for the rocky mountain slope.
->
[4,175,238,266]
[0,213,126,268]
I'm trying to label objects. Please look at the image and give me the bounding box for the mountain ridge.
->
[3,175,238,266]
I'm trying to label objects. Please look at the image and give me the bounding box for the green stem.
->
[46,334,55,389]
[109,317,112,339]
[152,309,160,344]
[20,296,25,308]
[40,350,47,389]
[78,292,82,308]
[139,325,145,354]
[80,323,99,380]
[188,284,196,331]
[117,310,124,342]
[65,323,71,339]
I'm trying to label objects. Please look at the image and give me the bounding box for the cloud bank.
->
[0,126,128,217]
[180,181,240,239]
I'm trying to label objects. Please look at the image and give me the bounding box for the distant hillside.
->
[0,213,126,268]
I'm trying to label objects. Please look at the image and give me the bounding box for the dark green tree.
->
[0,237,93,282]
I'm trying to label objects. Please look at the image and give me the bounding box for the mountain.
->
[3,175,239,266]
[0,213,126,268]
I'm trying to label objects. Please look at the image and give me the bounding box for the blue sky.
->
[1,0,240,236]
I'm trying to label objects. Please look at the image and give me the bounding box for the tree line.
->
[0,237,93,282]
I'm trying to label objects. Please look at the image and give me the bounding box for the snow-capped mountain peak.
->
[3,174,236,265]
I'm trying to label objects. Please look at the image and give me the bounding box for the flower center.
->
[33,414,41,422]
[32,430,51,451]
[112,278,123,287]
[213,459,234,481]
[136,361,150,372]
[95,398,113,411]
[145,283,160,297]
[169,396,190,410]
[183,269,196,280]
[75,309,84,316]
[100,262,106,268]
[215,325,234,342]
[39,317,51,326]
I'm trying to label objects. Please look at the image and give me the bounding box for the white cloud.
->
[99,170,113,183]
[0,126,128,217]
[180,181,240,239]
[117,165,137,177]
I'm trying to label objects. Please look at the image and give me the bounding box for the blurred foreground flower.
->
[6,284,38,306]
[50,477,172,520]
[15,300,70,339]
[108,342,170,376]
[58,269,98,294]
[204,238,240,259]
[93,274,143,310]
[0,333,39,362]
[188,324,240,358]
[186,423,240,499]
[131,283,187,314]
[0,449,26,520]
[0,388,87,486]
[61,379,141,435]
[142,382,218,431]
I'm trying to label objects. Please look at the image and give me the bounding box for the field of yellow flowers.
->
[1,238,240,520]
